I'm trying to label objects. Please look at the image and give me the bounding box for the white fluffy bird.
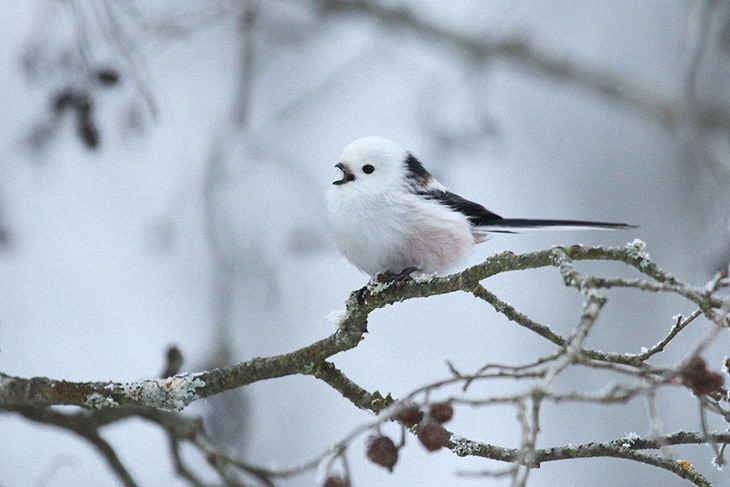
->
[327,136,634,277]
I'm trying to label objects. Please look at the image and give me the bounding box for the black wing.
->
[420,190,504,225]
[421,190,635,232]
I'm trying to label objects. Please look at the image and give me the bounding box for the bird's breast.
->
[327,188,476,275]
[327,188,413,274]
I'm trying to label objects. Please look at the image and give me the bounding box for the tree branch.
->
[4,242,729,485]
[1,242,722,411]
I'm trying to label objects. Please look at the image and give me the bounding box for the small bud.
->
[417,421,449,451]
[366,434,398,471]
[52,89,77,114]
[77,115,99,149]
[323,475,350,487]
[162,346,184,377]
[95,68,120,86]
[428,402,453,423]
[394,404,423,426]
[75,93,92,116]
[681,357,724,395]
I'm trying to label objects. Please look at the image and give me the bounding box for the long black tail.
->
[476,219,636,234]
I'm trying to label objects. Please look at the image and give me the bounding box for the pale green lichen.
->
[413,272,437,283]
[122,374,205,411]
[621,432,639,448]
[626,239,649,260]
[369,280,389,295]
[85,392,119,409]
[327,309,348,326]
[450,435,481,457]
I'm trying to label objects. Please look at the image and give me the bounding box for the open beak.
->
[333,162,355,185]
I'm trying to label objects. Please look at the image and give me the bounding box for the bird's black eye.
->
[362,164,375,174]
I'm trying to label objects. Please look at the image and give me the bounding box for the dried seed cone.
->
[429,402,454,423]
[366,435,398,471]
[323,475,350,487]
[418,421,450,451]
[681,357,724,395]
[394,404,423,426]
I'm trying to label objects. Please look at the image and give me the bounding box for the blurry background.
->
[2,1,730,485]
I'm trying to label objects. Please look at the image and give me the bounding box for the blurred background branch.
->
[318,0,730,132]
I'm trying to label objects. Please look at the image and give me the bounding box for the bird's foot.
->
[376,267,418,288]
[391,266,418,286]
[354,285,368,306]
[354,267,418,305]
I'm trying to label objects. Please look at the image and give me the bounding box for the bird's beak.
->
[333,162,355,185]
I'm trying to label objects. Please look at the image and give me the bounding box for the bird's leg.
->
[390,266,418,285]
[374,267,418,289]
[354,285,368,306]
[354,267,418,305]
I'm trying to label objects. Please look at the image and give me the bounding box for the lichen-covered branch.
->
[0,241,702,411]
[1,242,726,412]
[4,242,730,486]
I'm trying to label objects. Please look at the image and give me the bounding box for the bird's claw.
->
[389,267,418,286]
[353,267,418,306]
[354,285,368,306]
[376,267,418,288]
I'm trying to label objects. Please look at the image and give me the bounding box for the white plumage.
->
[327,136,633,277]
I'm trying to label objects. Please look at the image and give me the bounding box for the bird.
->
[327,136,635,277]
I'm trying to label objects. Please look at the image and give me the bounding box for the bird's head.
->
[331,136,432,195]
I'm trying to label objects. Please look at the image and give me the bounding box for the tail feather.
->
[476,219,636,234]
